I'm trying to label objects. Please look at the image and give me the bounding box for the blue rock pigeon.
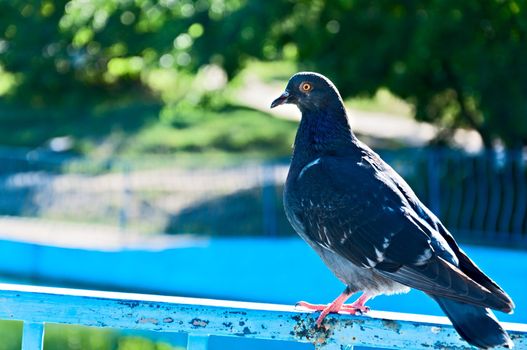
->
[271,72,515,349]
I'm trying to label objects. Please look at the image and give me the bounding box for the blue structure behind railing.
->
[1,283,526,350]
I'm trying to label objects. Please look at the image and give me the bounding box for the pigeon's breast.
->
[284,187,409,296]
[283,155,409,295]
[316,244,410,296]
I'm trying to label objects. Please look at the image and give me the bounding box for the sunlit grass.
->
[240,60,298,83]
[126,104,297,158]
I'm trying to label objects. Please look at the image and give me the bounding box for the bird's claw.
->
[340,304,370,315]
[295,301,340,326]
[296,301,366,327]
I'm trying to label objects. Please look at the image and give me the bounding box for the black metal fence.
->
[380,148,527,247]
[0,147,526,248]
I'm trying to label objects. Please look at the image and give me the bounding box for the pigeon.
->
[271,72,515,349]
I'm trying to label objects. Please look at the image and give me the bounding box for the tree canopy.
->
[1,0,526,147]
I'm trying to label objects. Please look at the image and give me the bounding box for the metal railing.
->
[0,283,526,350]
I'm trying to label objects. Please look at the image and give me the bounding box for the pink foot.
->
[296,301,346,326]
[295,292,372,326]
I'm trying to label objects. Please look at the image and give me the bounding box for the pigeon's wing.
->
[433,222,514,311]
[375,150,514,311]
[292,155,512,312]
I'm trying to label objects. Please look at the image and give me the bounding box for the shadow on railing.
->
[0,284,526,350]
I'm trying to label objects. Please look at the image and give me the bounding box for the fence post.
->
[119,162,131,234]
[427,149,441,216]
[261,165,278,237]
[512,150,527,243]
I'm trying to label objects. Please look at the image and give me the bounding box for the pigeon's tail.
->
[432,296,513,349]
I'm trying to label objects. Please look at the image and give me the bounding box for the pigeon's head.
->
[270,72,344,112]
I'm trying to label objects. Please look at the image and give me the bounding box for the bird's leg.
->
[296,287,353,326]
[341,292,371,314]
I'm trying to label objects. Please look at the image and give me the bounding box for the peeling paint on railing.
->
[0,283,525,350]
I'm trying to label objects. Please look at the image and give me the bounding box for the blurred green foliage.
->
[282,1,527,147]
[0,0,526,148]
[0,321,180,350]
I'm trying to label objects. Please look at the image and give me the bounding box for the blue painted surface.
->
[0,237,525,326]
[2,284,526,350]
[187,334,210,350]
[21,322,44,350]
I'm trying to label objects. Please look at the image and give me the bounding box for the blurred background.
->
[0,0,526,349]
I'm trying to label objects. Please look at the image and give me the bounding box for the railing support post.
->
[187,334,209,350]
[22,322,44,350]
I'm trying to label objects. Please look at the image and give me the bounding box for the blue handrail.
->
[0,283,526,349]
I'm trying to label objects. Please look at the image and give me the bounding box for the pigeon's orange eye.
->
[300,82,312,92]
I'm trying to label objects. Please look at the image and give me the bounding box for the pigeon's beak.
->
[270,91,290,108]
